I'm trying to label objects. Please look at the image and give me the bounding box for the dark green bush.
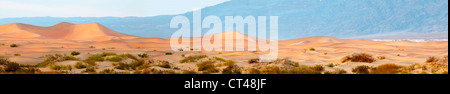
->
[248,58,260,64]
[157,61,171,68]
[5,62,20,72]
[106,56,123,62]
[74,62,86,69]
[138,53,149,58]
[71,51,80,56]
[10,44,18,47]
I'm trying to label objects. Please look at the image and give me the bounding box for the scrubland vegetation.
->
[0,50,447,74]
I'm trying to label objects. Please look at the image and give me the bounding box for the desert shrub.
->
[4,62,21,72]
[222,62,241,74]
[261,66,283,74]
[71,51,80,56]
[377,56,386,60]
[118,53,138,60]
[352,65,371,74]
[165,52,173,55]
[37,61,56,67]
[14,53,21,56]
[100,52,117,57]
[334,69,348,74]
[157,61,171,68]
[342,53,376,63]
[86,55,105,62]
[248,58,260,64]
[370,64,403,74]
[115,62,130,70]
[287,65,322,74]
[325,69,347,74]
[82,67,96,73]
[163,70,178,74]
[0,56,9,65]
[196,60,218,73]
[311,65,325,72]
[326,63,335,67]
[249,68,261,74]
[15,67,41,74]
[129,59,145,70]
[222,67,242,74]
[180,55,208,63]
[63,56,79,61]
[99,69,115,74]
[138,53,149,58]
[74,62,86,69]
[426,56,438,63]
[223,60,235,67]
[10,44,18,47]
[106,56,123,62]
[37,54,68,67]
[213,57,226,62]
[49,65,72,71]
[137,69,160,74]
[89,46,95,48]
[182,70,198,74]
[309,48,316,51]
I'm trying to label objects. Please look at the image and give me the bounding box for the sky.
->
[0,0,230,18]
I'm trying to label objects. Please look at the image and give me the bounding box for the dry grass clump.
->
[424,56,448,73]
[259,65,324,74]
[261,66,283,74]
[196,60,219,73]
[221,61,241,74]
[377,56,386,60]
[352,65,371,74]
[324,69,347,74]
[248,68,261,74]
[157,61,171,68]
[342,53,376,63]
[182,70,198,74]
[99,69,115,74]
[287,65,323,74]
[180,55,208,63]
[370,64,403,74]
[426,56,438,63]
[49,65,72,71]
[106,56,123,62]
[74,62,86,69]
[248,58,260,64]
[37,54,80,67]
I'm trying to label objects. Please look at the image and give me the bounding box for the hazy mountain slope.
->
[0,0,447,40]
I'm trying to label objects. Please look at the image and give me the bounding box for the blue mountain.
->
[0,0,447,40]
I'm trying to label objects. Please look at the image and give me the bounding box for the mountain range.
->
[0,0,447,40]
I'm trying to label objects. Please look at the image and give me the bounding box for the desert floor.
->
[0,36,447,74]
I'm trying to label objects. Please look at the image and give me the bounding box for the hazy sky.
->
[0,0,229,18]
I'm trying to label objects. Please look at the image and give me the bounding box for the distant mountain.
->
[0,22,138,41]
[0,0,447,40]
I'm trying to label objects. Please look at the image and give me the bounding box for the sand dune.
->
[0,22,139,41]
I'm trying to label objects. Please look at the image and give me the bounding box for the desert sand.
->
[0,22,448,74]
